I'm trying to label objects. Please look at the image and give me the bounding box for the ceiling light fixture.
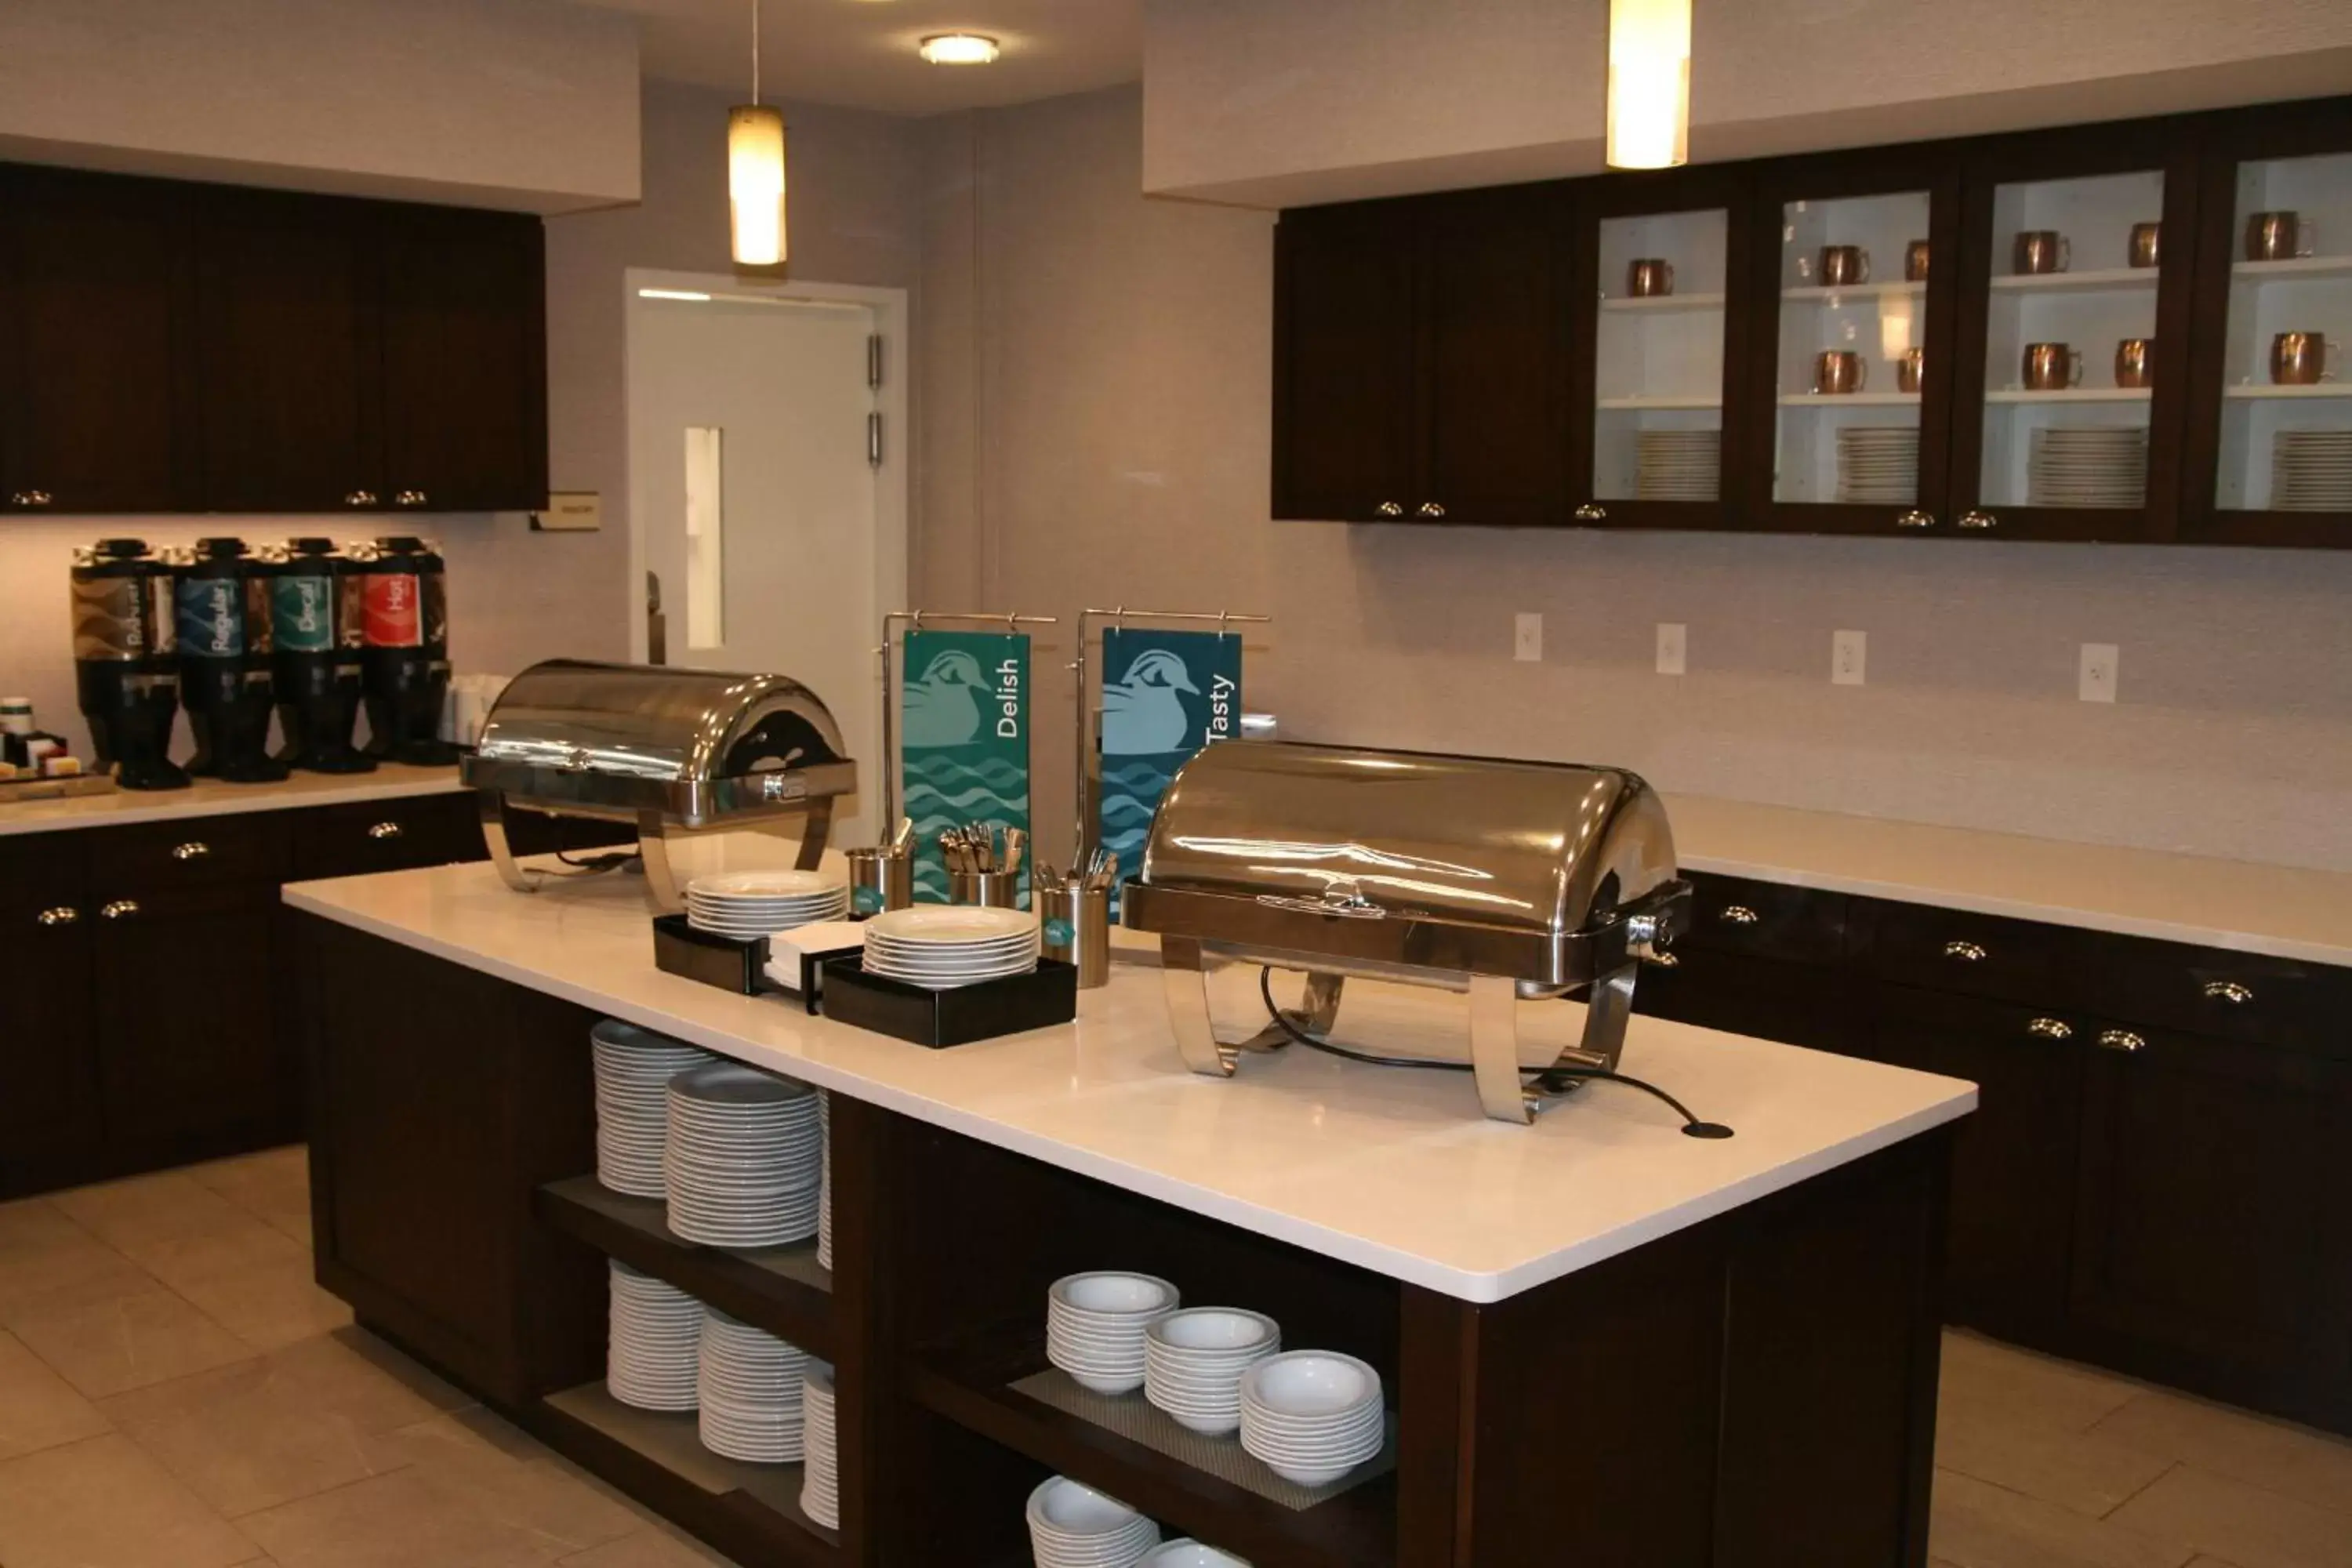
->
[918,33,1001,65]
[1605,0,1691,170]
[728,0,787,267]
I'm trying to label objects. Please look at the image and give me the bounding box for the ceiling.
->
[569,0,1143,114]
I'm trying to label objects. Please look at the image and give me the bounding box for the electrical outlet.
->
[1514,612,1543,662]
[1656,622,1686,675]
[1831,630,1867,686]
[2079,642,2118,703]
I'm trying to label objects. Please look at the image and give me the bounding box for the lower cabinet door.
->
[2071,1024,2352,1421]
[1632,946,1859,1055]
[0,898,105,1192]
[1864,985,2085,1341]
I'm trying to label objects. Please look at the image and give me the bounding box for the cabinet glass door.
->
[2213,151,2352,517]
[1772,191,1933,513]
[1592,208,1729,509]
[1973,170,2167,522]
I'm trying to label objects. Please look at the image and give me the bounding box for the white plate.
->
[863,906,1036,945]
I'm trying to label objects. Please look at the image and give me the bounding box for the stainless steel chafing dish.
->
[462,659,858,912]
[1120,740,1690,1123]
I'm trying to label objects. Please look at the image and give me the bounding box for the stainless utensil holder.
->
[1036,883,1111,989]
[846,847,913,918]
[947,869,1021,909]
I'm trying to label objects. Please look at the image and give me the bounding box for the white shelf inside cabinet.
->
[1598,394,1722,410]
[1599,292,1728,314]
[1778,392,1922,406]
[2231,256,2352,282]
[1984,387,2154,403]
[2223,383,2352,399]
[1987,267,2158,295]
[1781,281,1925,305]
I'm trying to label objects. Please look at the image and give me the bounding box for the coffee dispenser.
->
[267,539,373,774]
[69,539,189,791]
[174,538,288,783]
[356,536,458,766]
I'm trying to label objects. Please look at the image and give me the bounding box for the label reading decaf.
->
[272,575,336,654]
[71,576,146,660]
[174,579,244,658]
[362,572,423,648]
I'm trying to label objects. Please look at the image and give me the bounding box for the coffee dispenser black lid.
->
[194,537,251,561]
[93,538,151,560]
[286,537,337,557]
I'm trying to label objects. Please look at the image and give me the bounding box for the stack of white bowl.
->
[697,1308,808,1463]
[606,1261,700,1411]
[815,1091,833,1272]
[685,870,849,938]
[1143,1308,1281,1436]
[1139,1544,1251,1567]
[591,1021,712,1198]
[664,1063,822,1247]
[1237,1351,1385,1487]
[1047,1272,1180,1396]
[862,906,1040,989]
[801,1359,840,1530]
[1025,1475,1160,1567]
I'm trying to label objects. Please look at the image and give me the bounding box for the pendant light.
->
[1605,0,1692,170]
[728,0,786,267]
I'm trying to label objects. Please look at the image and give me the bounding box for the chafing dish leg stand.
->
[478,791,833,908]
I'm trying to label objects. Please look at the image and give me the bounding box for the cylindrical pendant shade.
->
[728,104,787,266]
[1606,0,1691,171]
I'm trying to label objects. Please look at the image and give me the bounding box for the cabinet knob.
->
[1895,510,1935,529]
[394,489,428,507]
[1375,501,1404,517]
[36,906,79,927]
[1958,510,1998,531]
[171,840,210,861]
[11,489,53,507]
[100,899,140,920]
[345,490,379,507]
[1573,503,1608,523]
[2097,1029,2147,1054]
[368,821,405,840]
[2201,978,2253,1004]
[2027,1016,2074,1040]
[1718,905,1760,925]
[1417,502,1446,519]
[1943,939,1987,962]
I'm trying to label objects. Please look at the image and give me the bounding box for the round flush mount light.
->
[918,33,1000,65]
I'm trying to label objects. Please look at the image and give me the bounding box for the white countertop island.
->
[285,858,1973,1303]
[0,761,465,836]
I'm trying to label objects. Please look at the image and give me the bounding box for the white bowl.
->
[1138,1543,1252,1568]
[1051,1272,1179,1318]
[1026,1475,1145,1534]
[1147,1308,1277,1355]
[1239,1352,1380,1420]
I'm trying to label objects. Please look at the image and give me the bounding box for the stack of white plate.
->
[664,1063,823,1247]
[1025,1475,1160,1568]
[861,906,1040,989]
[2273,429,2352,511]
[1238,1352,1385,1488]
[606,1261,700,1412]
[816,1091,833,1272]
[1047,1271,1179,1396]
[1835,426,1919,503]
[685,870,849,938]
[1634,429,1720,501]
[802,1359,840,1530]
[697,1308,808,1463]
[2028,426,2147,508]
[1144,1308,1281,1436]
[1139,1544,1251,1568]
[591,1021,713,1198]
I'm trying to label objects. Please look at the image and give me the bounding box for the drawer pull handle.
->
[1417,501,1446,519]
[2027,1016,2074,1041]
[1376,501,1404,517]
[171,840,210,861]
[11,489,54,507]
[2201,979,2252,1005]
[1719,905,1760,925]
[100,899,140,920]
[1944,939,1987,962]
[345,489,379,507]
[1895,510,1935,529]
[394,488,429,507]
[2097,1029,2147,1054]
[1573,503,1609,523]
[36,906,79,927]
[1645,949,1681,968]
[368,821,405,840]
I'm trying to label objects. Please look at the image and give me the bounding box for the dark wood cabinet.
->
[0,837,105,1190]
[1272,201,1421,521]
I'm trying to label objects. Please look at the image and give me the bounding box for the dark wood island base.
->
[300,913,1954,1568]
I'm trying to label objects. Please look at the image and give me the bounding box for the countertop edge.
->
[0,771,467,836]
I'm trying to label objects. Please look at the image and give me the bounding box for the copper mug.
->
[1896,347,1926,394]
[2128,222,2161,270]
[1627,258,1675,298]
[1813,350,1869,395]
[1904,240,1930,282]
[2114,339,2154,390]
[1817,245,1870,287]
[2272,332,2337,386]
[2014,230,2071,275]
[2246,211,2316,263]
[2023,342,2082,391]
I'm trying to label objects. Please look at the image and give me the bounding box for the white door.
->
[628,291,884,845]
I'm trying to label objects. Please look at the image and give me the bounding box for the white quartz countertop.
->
[1663,793,2352,967]
[284,858,1975,1304]
[0,764,465,837]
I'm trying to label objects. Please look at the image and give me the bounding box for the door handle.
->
[1718,905,1760,925]
[2201,979,2252,1005]
[37,906,79,927]
[2027,1016,2074,1040]
[345,490,379,507]
[100,899,140,920]
[11,489,54,507]
[368,821,405,840]
[1417,502,1446,518]
[171,840,210,861]
[1375,501,1404,517]
[1895,510,1935,529]
[1573,503,1608,523]
[394,489,428,507]
[1943,939,1987,962]
[1958,510,1998,530]
[2097,1029,2147,1054]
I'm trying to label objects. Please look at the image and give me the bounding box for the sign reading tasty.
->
[1098,627,1241,911]
[902,629,1033,905]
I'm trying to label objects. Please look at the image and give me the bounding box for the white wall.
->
[1143,0,2352,206]
[0,0,641,212]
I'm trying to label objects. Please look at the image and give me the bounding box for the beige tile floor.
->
[3,1148,2348,1567]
